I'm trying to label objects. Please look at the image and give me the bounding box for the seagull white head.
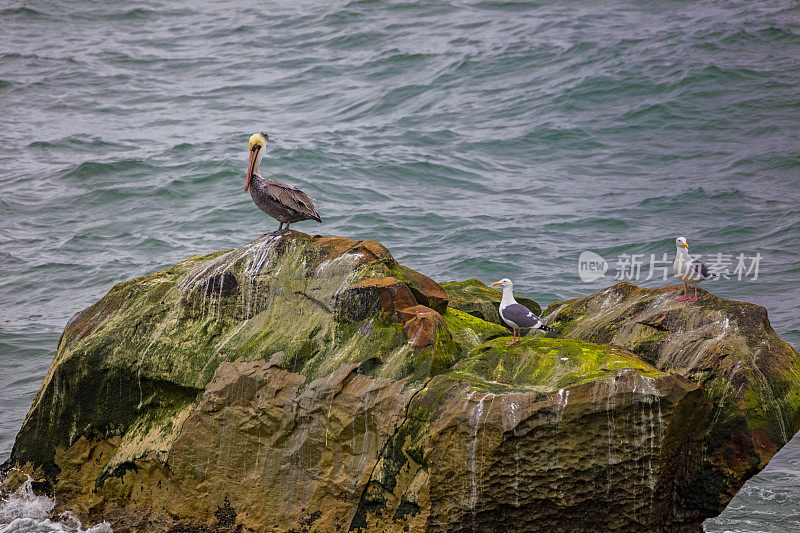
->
[246,131,269,193]
[676,236,689,250]
[492,278,513,288]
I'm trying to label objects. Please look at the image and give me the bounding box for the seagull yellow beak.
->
[492,282,501,286]
[683,242,689,249]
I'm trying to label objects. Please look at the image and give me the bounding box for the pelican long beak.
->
[492,282,501,286]
[246,145,260,193]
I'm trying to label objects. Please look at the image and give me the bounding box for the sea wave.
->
[0,474,111,533]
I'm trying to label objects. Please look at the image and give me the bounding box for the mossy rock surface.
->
[440,307,508,356]
[451,337,662,392]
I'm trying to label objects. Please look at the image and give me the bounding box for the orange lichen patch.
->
[356,239,395,261]
[399,305,442,324]
[307,235,396,266]
[311,234,357,253]
[391,265,449,314]
[401,305,446,351]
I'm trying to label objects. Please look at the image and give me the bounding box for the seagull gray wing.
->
[689,257,714,280]
[264,178,322,222]
[501,303,544,329]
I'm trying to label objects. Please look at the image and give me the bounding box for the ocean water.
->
[1,0,798,530]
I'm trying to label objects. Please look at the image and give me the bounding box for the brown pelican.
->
[246,132,321,233]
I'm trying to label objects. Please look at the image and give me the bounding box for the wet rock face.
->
[391,264,449,314]
[352,338,707,532]
[422,373,705,533]
[543,282,800,514]
[3,238,798,532]
[165,359,417,531]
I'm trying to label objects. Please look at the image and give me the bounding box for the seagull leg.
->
[676,283,688,301]
[507,328,517,345]
[689,284,698,302]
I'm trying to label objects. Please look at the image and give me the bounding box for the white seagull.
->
[492,278,552,344]
[673,236,716,302]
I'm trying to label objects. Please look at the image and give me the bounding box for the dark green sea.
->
[1,0,798,531]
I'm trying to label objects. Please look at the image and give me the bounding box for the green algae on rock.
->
[440,307,508,356]
[452,337,662,391]
[3,236,798,532]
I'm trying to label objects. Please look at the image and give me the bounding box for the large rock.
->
[2,236,798,532]
[543,281,800,518]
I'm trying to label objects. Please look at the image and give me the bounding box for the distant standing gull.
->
[673,236,716,302]
[245,132,322,233]
[492,278,552,344]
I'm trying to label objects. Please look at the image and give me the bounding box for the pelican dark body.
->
[246,132,322,232]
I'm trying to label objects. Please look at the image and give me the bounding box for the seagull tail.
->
[538,324,554,332]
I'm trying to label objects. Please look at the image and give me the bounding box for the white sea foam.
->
[0,474,112,533]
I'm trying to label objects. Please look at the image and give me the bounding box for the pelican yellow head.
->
[246,132,269,192]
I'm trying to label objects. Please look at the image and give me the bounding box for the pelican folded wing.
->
[264,179,322,222]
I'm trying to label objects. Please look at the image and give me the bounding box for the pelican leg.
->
[283,223,291,233]
[676,283,688,301]
[689,284,698,302]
